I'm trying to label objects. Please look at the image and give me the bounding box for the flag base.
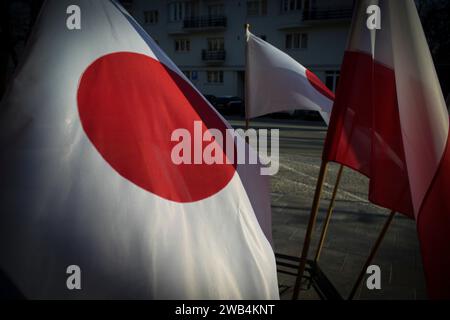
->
[276,253,343,300]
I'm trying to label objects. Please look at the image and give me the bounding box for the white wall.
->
[130,0,353,97]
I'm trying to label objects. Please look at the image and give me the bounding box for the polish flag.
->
[323,0,450,298]
[0,0,279,299]
[245,30,334,124]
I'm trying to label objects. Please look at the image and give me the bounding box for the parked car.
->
[296,110,322,121]
[214,96,245,115]
[271,110,296,117]
[203,94,217,106]
[269,109,321,120]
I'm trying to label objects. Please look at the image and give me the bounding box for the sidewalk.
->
[229,117,427,300]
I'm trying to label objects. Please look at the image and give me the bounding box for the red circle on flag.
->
[306,69,335,101]
[77,52,236,203]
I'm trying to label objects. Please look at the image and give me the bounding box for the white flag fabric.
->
[245,30,334,124]
[0,0,279,299]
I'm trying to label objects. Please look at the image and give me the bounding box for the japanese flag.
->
[0,0,279,299]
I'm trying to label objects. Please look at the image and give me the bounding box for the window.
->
[260,35,267,41]
[207,38,224,51]
[325,71,340,92]
[301,33,308,48]
[207,71,224,84]
[183,70,198,81]
[168,1,192,22]
[285,33,308,49]
[285,34,292,49]
[175,39,190,52]
[247,0,267,16]
[247,1,258,15]
[144,10,158,24]
[281,0,302,12]
[208,4,224,16]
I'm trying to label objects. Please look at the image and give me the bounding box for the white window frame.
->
[281,0,302,13]
[175,39,191,52]
[144,10,159,24]
[168,1,192,22]
[325,70,340,92]
[207,71,224,84]
[285,32,308,49]
[208,4,224,16]
[207,38,225,51]
[247,0,267,16]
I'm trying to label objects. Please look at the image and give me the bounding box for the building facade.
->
[122,0,354,99]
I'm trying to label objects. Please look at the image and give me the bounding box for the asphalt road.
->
[228,115,427,300]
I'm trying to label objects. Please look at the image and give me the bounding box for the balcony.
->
[183,15,227,30]
[303,7,353,21]
[202,50,226,63]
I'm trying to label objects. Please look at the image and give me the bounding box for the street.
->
[228,116,427,300]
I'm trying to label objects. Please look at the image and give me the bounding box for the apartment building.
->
[121,0,354,99]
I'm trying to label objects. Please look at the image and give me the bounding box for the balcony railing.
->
[183,15,227,29]
[303,7,353,21]
[202,50,226,62]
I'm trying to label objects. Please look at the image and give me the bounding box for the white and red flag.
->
[0,0,279,299]
[245,30,334,124]
[323,0,450,298]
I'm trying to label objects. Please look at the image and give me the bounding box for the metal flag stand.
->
[281,161,398,300]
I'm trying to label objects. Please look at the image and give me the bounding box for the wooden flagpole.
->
[292,161,329,300]
[347,210,396,300]
[244,23,250,132]
[314,164,344,262]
